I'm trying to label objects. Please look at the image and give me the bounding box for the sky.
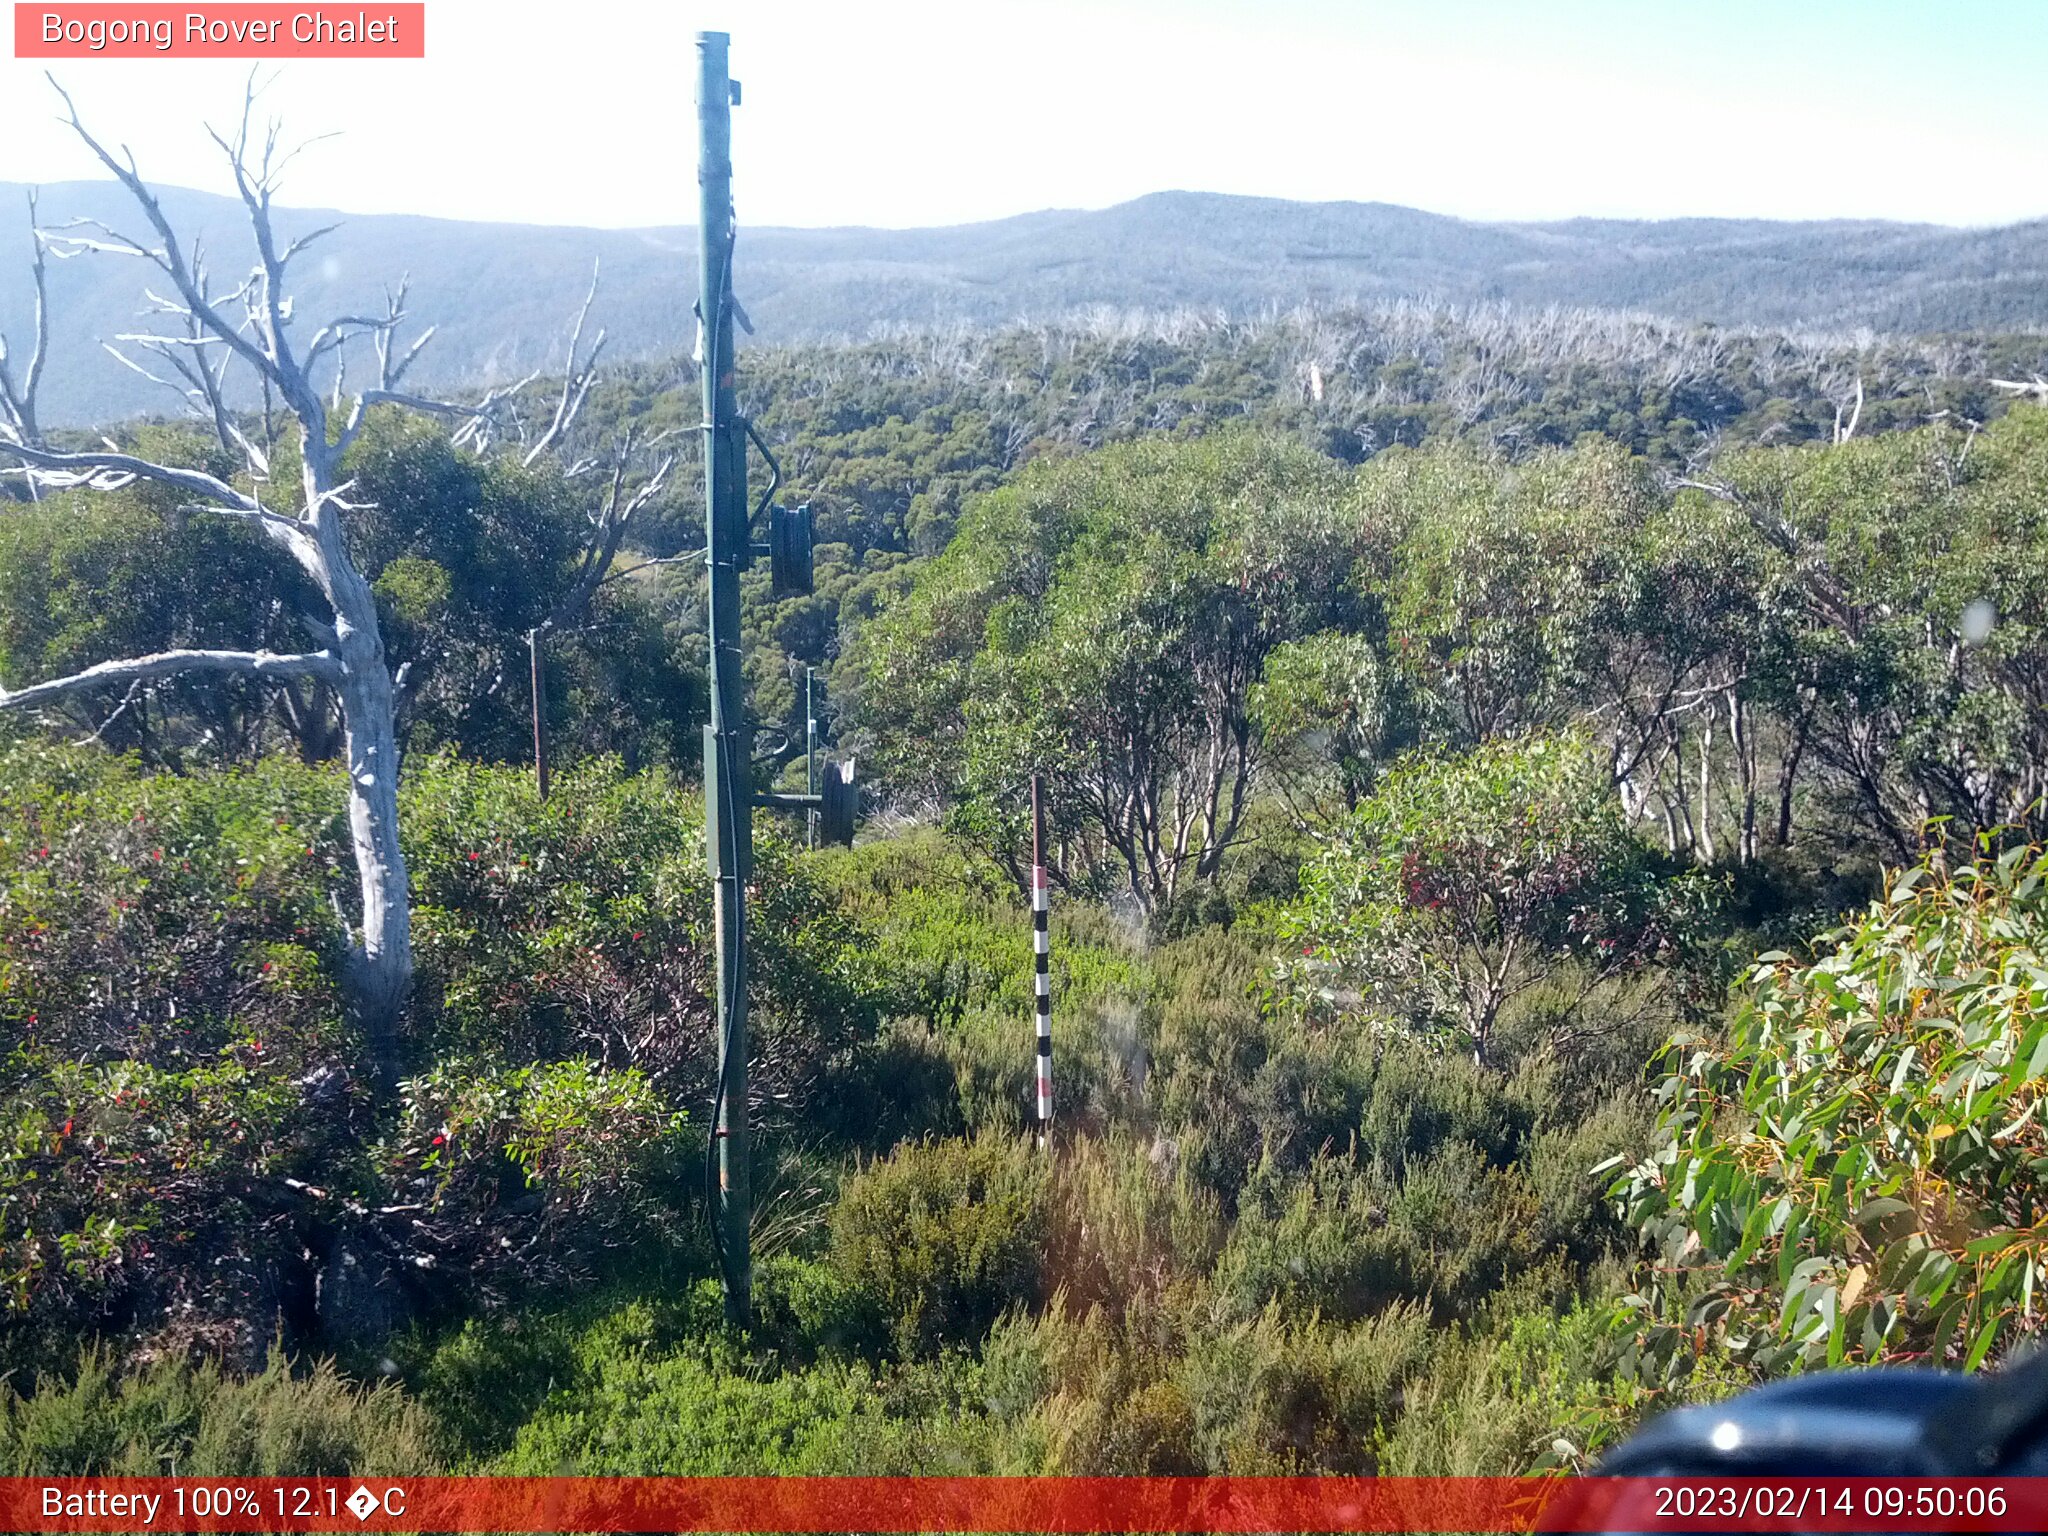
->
[2,0,2044,232]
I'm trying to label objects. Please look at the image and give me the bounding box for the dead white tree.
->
[0,80,486,1090]
[524,422,676,797]
[436,260,679,797]
[0,190,50,495]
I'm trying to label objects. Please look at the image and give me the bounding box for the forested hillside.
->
[7,228,2048,1474]
[7,178,2048,425]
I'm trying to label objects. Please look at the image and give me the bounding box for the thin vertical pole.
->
[528,626,550,802]
[698,29,751,1325]
[805,667,818,851]
[1031,774,1052,1145]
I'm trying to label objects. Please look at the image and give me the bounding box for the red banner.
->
[0,1476,2043,1532]
[13,4,424,57]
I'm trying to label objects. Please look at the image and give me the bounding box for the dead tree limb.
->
[0,190,50,494]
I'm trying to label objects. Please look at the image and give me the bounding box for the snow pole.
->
[1031,773,1052,1145]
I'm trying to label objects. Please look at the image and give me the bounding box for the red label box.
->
[14,3,425,56]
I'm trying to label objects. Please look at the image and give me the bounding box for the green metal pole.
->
[698,29,751,1326]
[805,667,818,851]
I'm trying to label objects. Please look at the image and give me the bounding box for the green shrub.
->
[1,1054,311,1364]
[368,1057,688,1292]
[1044,1132,1224,1314]
[0,748,876,1361]
[828,1134,1049,1357]
[404,755,879,1109]
[0,747,365,1362]
[1013,1289,1435,1474]
[400,1276,731,1465]
[0,744,353,1073]
[1375,1282,1690,1475]
[1175,1303,1436,1472]
[1009,1298,1192,1474]
[0,1348,438,1476]
[1147,991,1376,1204]
[813,830,1151,1028]
[491,1331,1020,1476]
[811,832,1154,1144]
[1211,1156,1400,1324]
[1355,1043,1528,1171]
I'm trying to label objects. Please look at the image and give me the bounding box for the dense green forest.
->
[5,296,2048,1477]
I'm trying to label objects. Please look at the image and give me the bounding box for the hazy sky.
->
[2,0,2043,230]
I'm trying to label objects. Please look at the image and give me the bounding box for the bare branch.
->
[1992,376,2048,404]
[1833,375,1864,444]
[0,190,50,462]
[522,259,606,467]
[386,324,435,387]
[553,443,676,626]
[306,314,401,368]
[447,371,540,453]
[0,438,262,509]
[0,647,341,712]
[279,220,342,265]
[45,75,297,407]
[175,499,302,536]
[203,76,308,392]
[332,386,490,459]
[40,218,155,262]
[74,678,146,746]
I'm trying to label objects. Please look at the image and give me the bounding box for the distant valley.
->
[3,182,2044,425]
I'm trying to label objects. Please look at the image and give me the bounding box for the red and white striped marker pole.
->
[1030,773,1053,1144]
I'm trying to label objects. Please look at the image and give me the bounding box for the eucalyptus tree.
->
[1678,410,2048,857]
[1368,439,1655,746]
[850,431,1362,911]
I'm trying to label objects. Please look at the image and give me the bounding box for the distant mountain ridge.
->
[3,182,2045,426]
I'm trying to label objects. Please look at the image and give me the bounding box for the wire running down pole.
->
[1031,774,1053,1145]
[698,29,752,1326]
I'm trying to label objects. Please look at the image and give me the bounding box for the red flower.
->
[60,1118,72,1137]
[261,961,273,973]
[35,847,49,859]
[466,852,480,862]
[431,1133,446,1147]
[1302,944,1313,956]
[632,931,644,941]
[150,849,163,862]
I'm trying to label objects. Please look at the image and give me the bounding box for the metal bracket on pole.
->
[753,757,857,847]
